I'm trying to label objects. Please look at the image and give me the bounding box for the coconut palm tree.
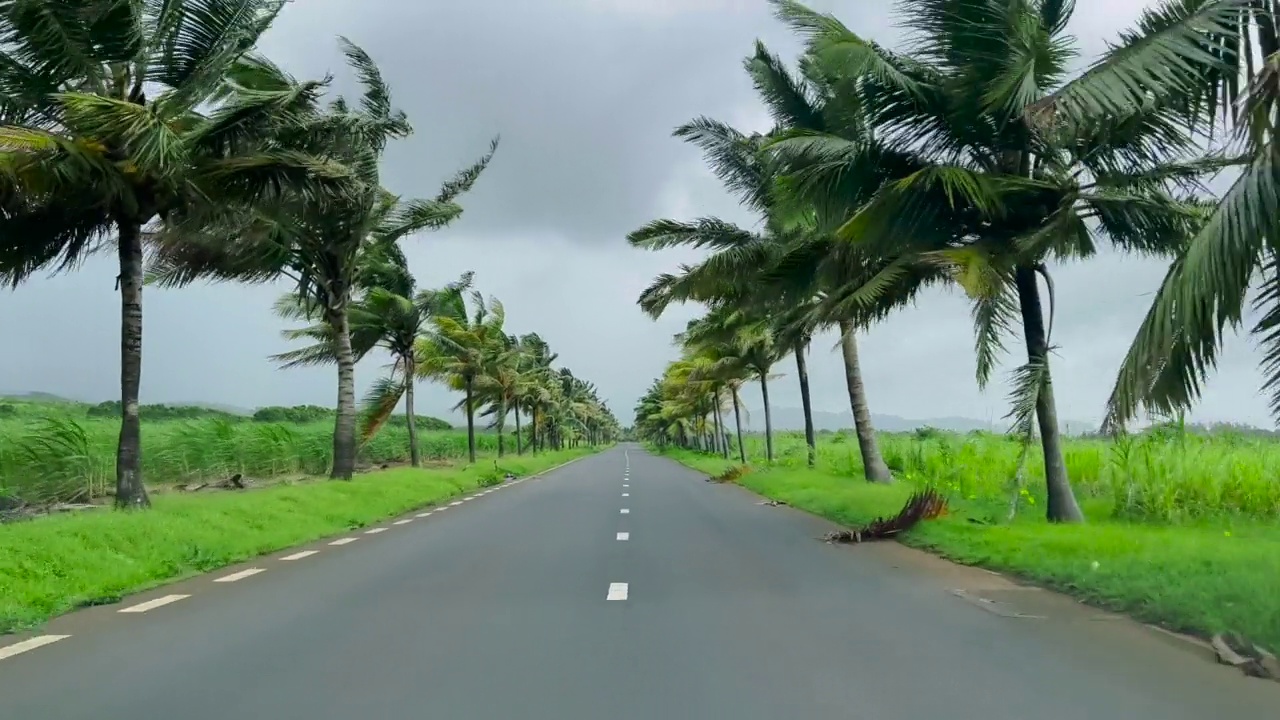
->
[768,0,1235,521]
[147,40,498,480]
[0,0,350,508]
[419,290,507,464]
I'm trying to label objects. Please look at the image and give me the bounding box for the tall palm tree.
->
[148,40,498,479]
[419,290,507,464]
[0,0,345,508]
[769,0,1231,521]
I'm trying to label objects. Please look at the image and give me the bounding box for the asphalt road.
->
[1,444,1276,719]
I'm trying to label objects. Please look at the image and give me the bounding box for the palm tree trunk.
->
[794,340,817,468]
[404,356,420,468]
[759,373,774,463]
[496,401,506,458]
[710,400,723,457]
[464,374,477,464]
[114,218,150,509]
[714,389,729,459]
[731,389,747,464]
[514,405,523,455]
[531,405,540,453]
[329,305,358,480]
[839,321,892,483]
[1014,264,1085,523]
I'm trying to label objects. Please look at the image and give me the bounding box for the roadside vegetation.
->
[0,447,593,633]
[630,0,1280,652]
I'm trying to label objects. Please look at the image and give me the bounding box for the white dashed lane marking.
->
[329,537,358,546]
[607,583,629,601]
[365,528,387,535]
[620,508,630,515]
[622,493,629,497]
[393,519,413,525]
[282,550,319,561]
[119,594,189,614]
[0,635,70,661]
[214,568,265,583]
[415,512,433,518]
[449,501,464,507]
[617,532,629,541]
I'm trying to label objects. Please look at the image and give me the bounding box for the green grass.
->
[660,431,1280,652]
[0,399,511,503]
[0,447,598,634]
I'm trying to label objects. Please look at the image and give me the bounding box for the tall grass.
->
[731,429,1280,523]
[0,412,503,504]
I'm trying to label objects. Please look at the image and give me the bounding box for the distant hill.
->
[0,391,79,404]
[741,406,1098,436]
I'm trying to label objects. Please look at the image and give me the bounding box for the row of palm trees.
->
[630,0,1280,524]
[274,262,620,466]
[0,0,615,509]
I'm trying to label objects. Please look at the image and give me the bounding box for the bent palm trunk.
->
[839,321,892,483]
[115,218,150,509]
[794,340,817,468]
[731,389,747,464]
[330,305,358,480]
[464,374,477,464]
[1014,265,1084,523]
[404,356,420,468]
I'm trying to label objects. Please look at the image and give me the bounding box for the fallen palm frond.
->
[708,464,750,483]
[1212,633,1280,681]
[823,488,948,544]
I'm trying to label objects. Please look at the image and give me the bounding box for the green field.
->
[660,429,1280,652]
[0,399,508,505]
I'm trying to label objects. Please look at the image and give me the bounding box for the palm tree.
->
[147,40,498,480]
[629,42,924,480]
[0,0,347,508]
[768,0,1232,521]
[420,290,507,464]
[514,333,558,454]
[682,307,784,462]
[1104,4,1280,431]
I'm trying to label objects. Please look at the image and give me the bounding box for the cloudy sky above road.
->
[0,0,1270,428]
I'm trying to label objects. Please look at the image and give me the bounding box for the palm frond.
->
[358,372,407,444]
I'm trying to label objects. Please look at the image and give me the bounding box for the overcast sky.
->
[0,0,1270,429]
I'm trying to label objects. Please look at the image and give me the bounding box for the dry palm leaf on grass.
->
[707,465,750,483]
[824,488,948,544]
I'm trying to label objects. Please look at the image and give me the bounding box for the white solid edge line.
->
[119,594,190,613]
[365,527,387,535]
[620,508,630,514]
[330,537,359,546]
[214,568,265,583]
[607,582,629,601]
[0,635,70,661]
[393,519,413,525]
[282,550,319,560]
[616,532,629,541]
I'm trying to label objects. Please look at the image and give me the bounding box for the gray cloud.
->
[0,0,1271,429]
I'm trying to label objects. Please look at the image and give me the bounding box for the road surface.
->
[1,445,1276,718]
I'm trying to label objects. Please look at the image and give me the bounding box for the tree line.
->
[0,0,618,510]
[630,0,1280,524]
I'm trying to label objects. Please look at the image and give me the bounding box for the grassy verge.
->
[658,447,1280,653]
[0,447,599,633]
